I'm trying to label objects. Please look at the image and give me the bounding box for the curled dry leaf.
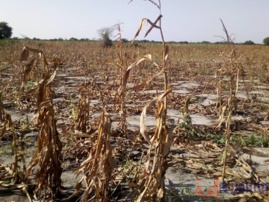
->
[20,58,36,90]
[131,18,148,44]
[164,45,169,62]
[20,46,48,69]
[140,88,172,143]
[122,54,152,95]
[215,106,226,129]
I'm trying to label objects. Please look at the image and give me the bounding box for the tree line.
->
[1,21,269,46]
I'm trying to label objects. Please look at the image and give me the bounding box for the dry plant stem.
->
[121,54,152,134]
[119,92,127,133]
[129,1,172,200]
[159,19,168,123]
[0,106,12,139]
[133,1,168,121]
[219,19,240,182]
[8,114,21,183]
[76,86,90,133]
[222,111,231,182]
[137,89,172,201]
[22,47,63,199]
[26,99,63,199]
[137,100,172,202]
[22,184,32,202]
[116,28,127,132]
[217,80,222,115]
[0,102,26,185]
[73,110,113,201]
[148,5,168,122]
[0,93,3,121]
[11,122,20,183]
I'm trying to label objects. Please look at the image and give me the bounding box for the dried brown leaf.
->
[44,67,58,86]
[140,88,172,143]
[0,112,12,139]
[219,18,231,43]
[121,54,152,95]
[20,47,30,61]
[131,18,148,44]
[74,109,113,201]
[22,58,35,82]
[145,15,162,38]
[164,45,169,62]
[215,106,226,128]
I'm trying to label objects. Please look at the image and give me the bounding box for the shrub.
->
[98,27,113,47]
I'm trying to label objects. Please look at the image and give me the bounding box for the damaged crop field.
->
[1,8,269,202]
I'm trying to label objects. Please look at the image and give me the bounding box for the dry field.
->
[1,39,269,201]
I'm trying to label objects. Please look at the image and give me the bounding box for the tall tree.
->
[0,22,12,39]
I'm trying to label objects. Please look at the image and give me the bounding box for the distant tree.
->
[201,41,211,44]
[179,41,189,44]
[79,38,89,41]
[69,37,78,41]
[98,27,113,47]
[140,39,150,43]
[121,38,128,43]
[215,41,229,44]
[0,22,12,39]
[243,40,255,45]
[167,41,176,44]
[263,37,269,46]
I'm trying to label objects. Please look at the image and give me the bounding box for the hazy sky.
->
[0,0,268,43]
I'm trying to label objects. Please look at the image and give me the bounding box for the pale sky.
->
[0,0,268,43]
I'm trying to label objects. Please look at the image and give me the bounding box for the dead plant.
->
[128,1,173,200]
[20,46,49,90]
[136,89,172,201]
[72,109,114,201]
[0,97,30,200]
[118,54,152,131]
[75,85,90,133]
[25,58,62,200]
[130,0,169,123]
[215,19,244,183]
[26,99,63,200]
[113,23,128,132]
